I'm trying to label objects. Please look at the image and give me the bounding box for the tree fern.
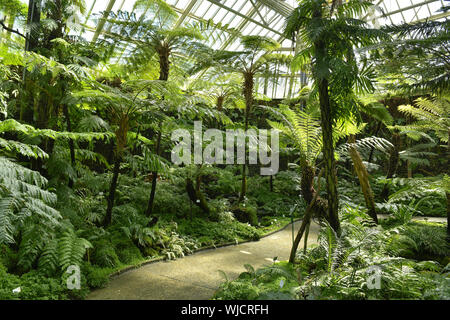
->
[264,104,322,167]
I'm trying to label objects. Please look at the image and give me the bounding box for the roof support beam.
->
[205,0,284,37]
[174,0,198,27]
[375,0,438,19]
[91,0,117,43]
[218,2,261,50]
[249,0,267,25]
[415,10,450,22]
[257,0,294,17]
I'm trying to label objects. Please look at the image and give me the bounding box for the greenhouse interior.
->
[0,0,449,303]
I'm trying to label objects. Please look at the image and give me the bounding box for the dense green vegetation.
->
[0,0,448,300]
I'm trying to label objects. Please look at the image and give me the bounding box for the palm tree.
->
[285,0,388,233]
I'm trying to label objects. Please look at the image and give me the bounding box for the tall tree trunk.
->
[289,205,314,263]
[105,153,121,227]
[186,172,210,215]
[313,7,340,233]
[217,96,224,112]
[146,46,170,216]
[215,95,224,129]
[447,130,449,240]
[238,72,254,203]
[348,135,378,224]
[289,168,326,263]
[146,130,161,216]
[317,78,340,233]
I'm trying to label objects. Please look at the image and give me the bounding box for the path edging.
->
[108,218,302,279]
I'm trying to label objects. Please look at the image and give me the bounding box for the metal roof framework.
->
[84,0,449,50]
[79,0,449,98]
[7,0,448,98]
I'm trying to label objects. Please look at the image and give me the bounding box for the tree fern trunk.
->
[301,164,315,204]
[186,175,210,215]
[318,78,340,233]
[158,45,170,81]
[146,45,170,216]
[348,135,378,224]
[289,204,314,263]
[146,130,161,216]
[238,72,254,203]
[105,154,121,227]
[289,165,321,262]
[311,7,340,233]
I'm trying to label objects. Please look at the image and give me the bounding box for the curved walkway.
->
[87,215,446,300]
[87,220,319,300]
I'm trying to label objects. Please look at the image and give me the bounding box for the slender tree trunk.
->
[186,172,210,215]
[238,72,254,203]
[303,222,310,254]
[289,206,313,263]
[146,46,170,216]
[62,104,76,188]
[317,78,340,233]
[146,130,161,216]
[447,131,449,240]
[289,166,321,262]
[215,95,224,129]
[312,10,340,233]
[217,96,224,112]
[105,153,121,227]
[348,135,378,223]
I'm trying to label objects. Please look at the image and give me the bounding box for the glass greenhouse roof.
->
[8,0,450,98]
[77,0,449,48]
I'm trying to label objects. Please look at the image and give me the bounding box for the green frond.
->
[338,136,393,156]
[0,157,61,245]
[58,230,92,271]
